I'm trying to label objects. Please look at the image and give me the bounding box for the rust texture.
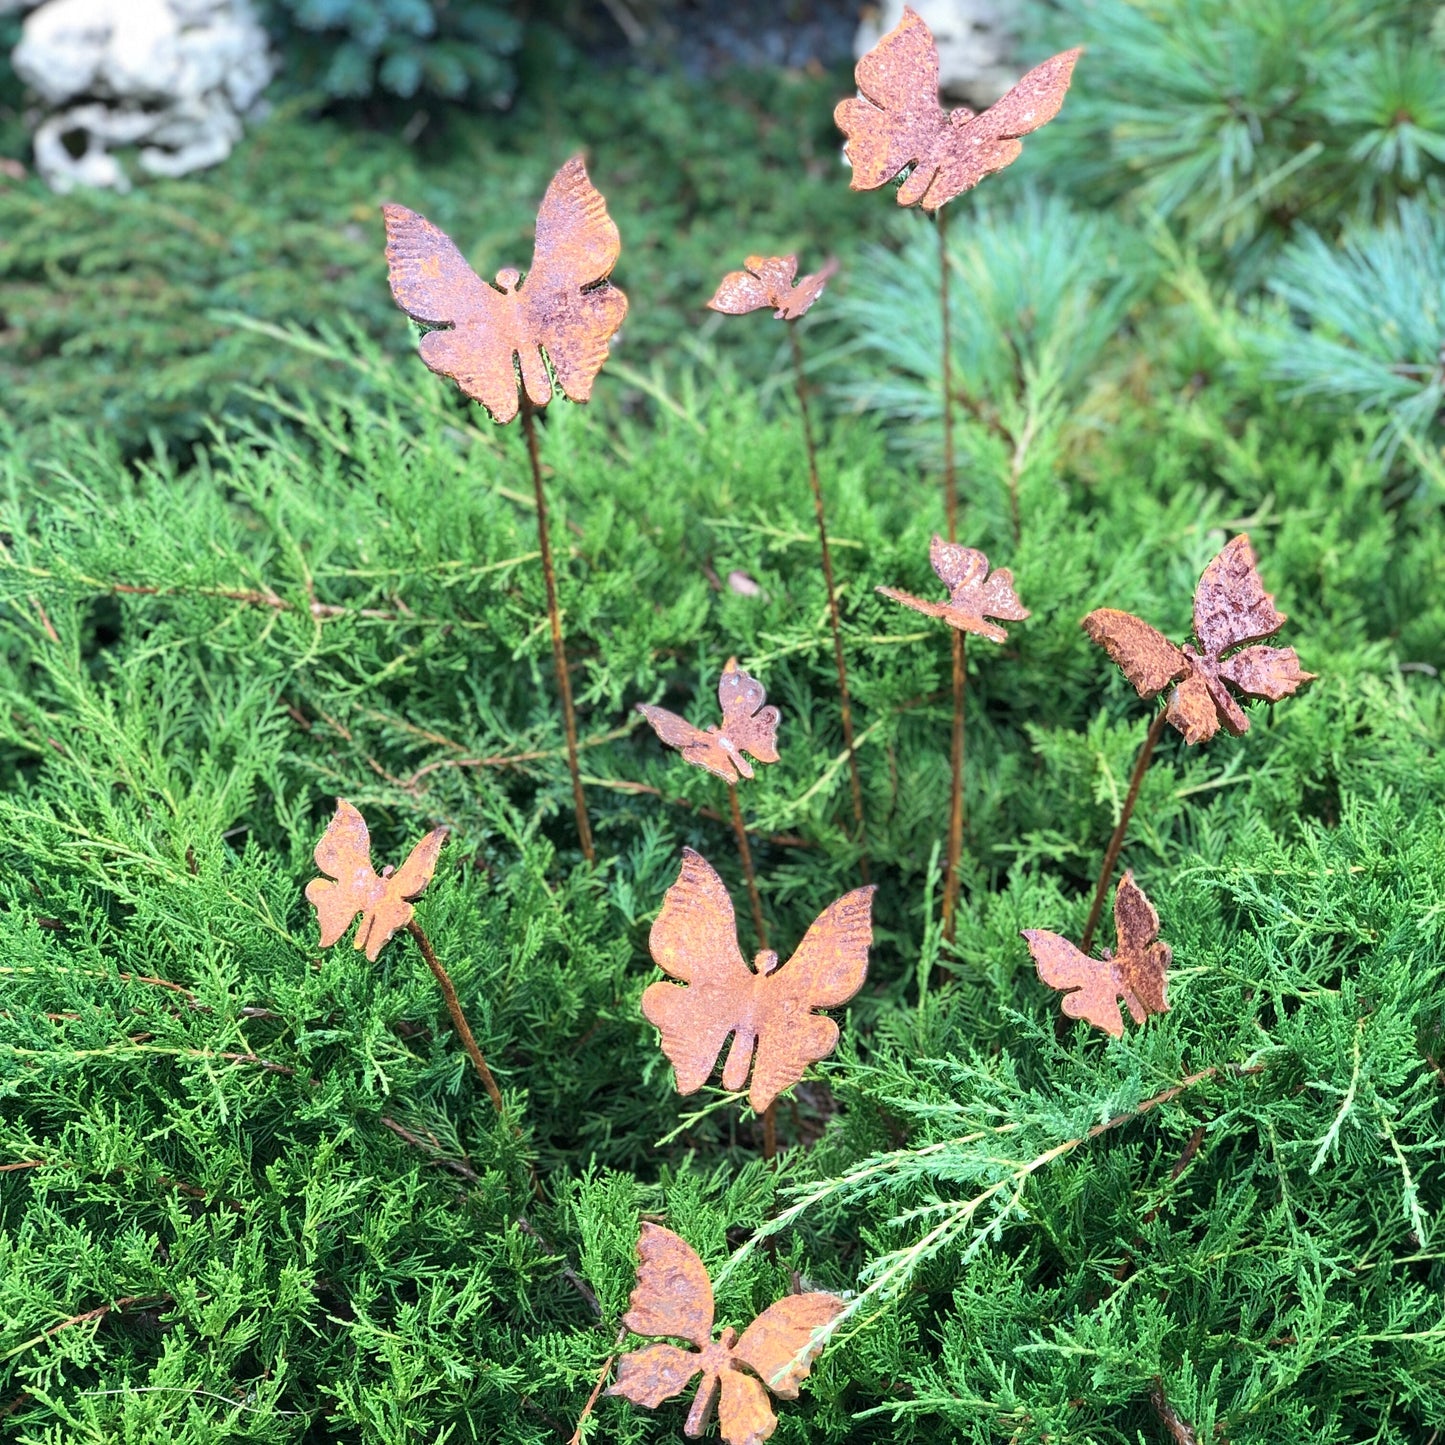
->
[835,6,1081,212]
[878,534,1030,644]
[1082,534,1317,745]
[1022,870,1171,1038]
[608,1222,844,1445]
[306,799,447,961]
[707,254,839,321]
[642,849,875,1114]
[637,658,781,785]
[383,155,628,424]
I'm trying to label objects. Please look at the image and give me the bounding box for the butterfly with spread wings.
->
[636,658,781,785]
[1022,871,1170,1038]
[835,6,1081,212]
[305,800,448,963]
[1082,533,1317,745]
[707,254,839,322]
[642,849,875,1113]
[382,155,628,424]
[608,1222,843,1445]
[877,534,1030,643]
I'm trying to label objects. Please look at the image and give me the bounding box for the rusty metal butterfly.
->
[643,849,875,1114]
[1022,871,1170,1037]
[707,255,839,321]
[636,658,781,784]
[1082,533,1317,745]
[608,1222,843,1445]
[835,6,1081,212]
[382,154,628,424]
[877,534,1029,643]
[305,800,447,962]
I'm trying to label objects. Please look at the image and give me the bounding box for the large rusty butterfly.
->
[608,1222,843,1445]
[643,849,875,1114]
[382,155,627,424]
[636,658,781,785]
[1082,533,1316,745]
[835,6,1081,212]
[877,534,1029,643]
[1022,871,1171,1038]
[305,800,447,963]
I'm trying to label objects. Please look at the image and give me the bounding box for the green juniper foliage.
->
[2,16,1445,1445]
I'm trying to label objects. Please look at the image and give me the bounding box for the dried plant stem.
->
[521,402,595,864]
[1081,706,1170,955]
[405,920,504,1116]
[938,204,966,945]
[726,783,768,951]
[788,321,869,885]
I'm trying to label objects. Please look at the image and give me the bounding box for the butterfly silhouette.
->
[1022,871,1170,1037]
[305,800,447,962]
[834,6,1081,212]
[636,658,781,784]
[382,155,628,424]
[1082,534,1316,745]
[642,849,875,1113]
[608,1222,843,1445]
[877,534,1029,643]
[707,254,839,321]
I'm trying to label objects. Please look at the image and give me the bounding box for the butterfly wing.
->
[834,7,948,197]
[716,1367,776,1445]
[644,850,756,1095]
[749,886,876,1112]
[521,155,628,406]
[1219,645,1316,703]
[637,704,741,783]
[1112,872,1171,1022]
[620,1222,715,1348]
[1022,928,1125,1038]
[708,264,775,316]
[610,1344,704,1409]
[1082,608,1189,699]
[776,257,838,320]
[355,824,448,963]
[731,1293,844,1400]
[875,585,955,625]
[718,660,780,770]
[1192,534,1287,659]
[1164,671,1222,744]
[921,48,1082,209]
[381,204,523,422]
[305,800,382,949]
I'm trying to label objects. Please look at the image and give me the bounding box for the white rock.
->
[11,0,273,191]
[854,0,1020,107]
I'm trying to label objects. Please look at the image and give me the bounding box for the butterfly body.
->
[305,800,447,962]
[609,1223,843,1445]
[877,534,1029,643]
[835,7,1081,212]
[383,156,627,424]
[643,850,875,1112]
[636,658,781,784]
[1082,535,1316,745]
[1022,871,1170,1037]
[708,255,838,321]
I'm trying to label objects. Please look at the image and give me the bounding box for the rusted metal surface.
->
[641,849,875,1113]
[878,534,1030,644]
[835,6,1081,212]
[306,799,447,962]
[707,254,838,321]
[382,155,628,424]
[1082,534,1316,745]
[637,658,781,785]
[608,1222,844,1445]
[1022,870,1171,1038]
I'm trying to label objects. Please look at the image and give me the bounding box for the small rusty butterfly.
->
[707,254,838,322]
[877,534,1029,643]
[636,658,781,785]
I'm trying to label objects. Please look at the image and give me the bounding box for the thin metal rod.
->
[726,782,768,951]
[1081,707,1170,954]
[521,402,595,864]
[761,1102,777,1160]
[406,920,505,1116]
[938,204,966,944]
[788,321,869,885]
